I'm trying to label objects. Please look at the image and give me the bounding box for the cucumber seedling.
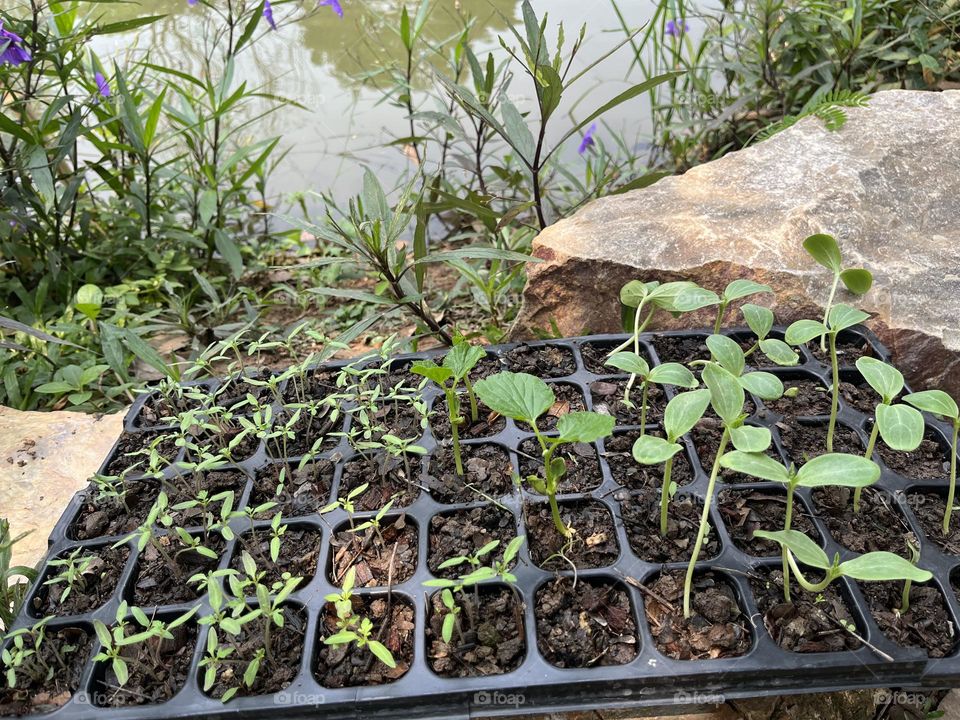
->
[674,279,773,334]
[903,389,960,535]
[739,303,799,366]
[604,350,697,432]
[785,303,870,452]
[720,451,880,599]
[802,233,873,351]
[474,371,614,538]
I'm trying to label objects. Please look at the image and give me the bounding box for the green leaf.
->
[474,371,554,424]
[803,233,842,273]
[121,328,172,379]
[605,351,649,378]
[706,335,745,376]
[839,268,873,295]
[95,14,166,35]
[729,425,772,453]
[720,451,790,484]
[876,404,925,452]
[619,280,654,308]
[113,657,129,686]
[663,389,711,441]
[758,339,799,367]
[442,612,455,644]
[555,412,615,444]
[647,281,699,312]
[904,390,959,421]
[855,358,903,404]
[500,94,535,166]
[362,168,391,224]
[785,319,829,345]
[723,280,772,302]
[648,363,698,388]
[838,552,932,583]
[442,342,486,381]
[631,435,682,465]
[214,229,244,279]
[702,364,745,425]
[413,246,538,265]
[742,304,774,340]
[794,453,880,488]
[753,529,831,570]
[75,284,104,321]
[410,360,453,386]
[739,371,784,401]
[672,287,720,312]
[828,304,870,332]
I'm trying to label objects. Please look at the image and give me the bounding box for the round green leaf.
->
[828,304,870,332]
[839,268,873,295]
[605,351,650,378]
[474,372,554,424]
[855,357,903,403]
[702,363,745,425]
[724,280,772,302]
[555,411,615,444]
[794,453,880,488]
[876,404,925,452]
[739,371,784,401]
[410,360,453,386]
[758,339,799,366]
[706,334,745,376]
[741,303,774,340]
[785,319,828,345]
[75,284,103,321]
[803,233,842,273]
[753,529,831,570]
[647,362,697,388]
[838,552,932,583]
[663,389,711,441]
[720,450,790,484]
[904,390,959,421]
[729,425,772,453]
[631,435,682,465]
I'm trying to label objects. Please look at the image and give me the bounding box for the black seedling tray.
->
[7,327,960,720]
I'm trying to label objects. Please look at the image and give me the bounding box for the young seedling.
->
[672,279,773,334]
[411,339,486,476]
[610,280,703,358]
[604,351,697,433]
[754,529,931,614]
[322,567,396,669]
[785,303,870,452]
[1,519,36,631]
[474,372,615,538]
[802,233,873,351]
[631,389,711,536]
[43,548,97,604]
[739,303,799,366]
[2,618,76,689]
[720,451,880,599]
[903,389,960,535]
[853,357,924,512]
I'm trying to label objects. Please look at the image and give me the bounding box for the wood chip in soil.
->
[777,421,863,466]
[905,491,960,555]
[809,336,876,366]
[69,480,159,541]
[231,528,321,585]
[518,438,602,494]
[649,334,711,365]
[329,517,417,587]
[535,577,638,668]
[644,571,752,660]
[251,460,334,517]
[133,534,225,606]
[590,378,666,427]
[525,500,619,570]
[430,396,505,439]
[339,452,422,510]
[605,430,695,490]
[428,505,517,578]
[426,442,513,504]
[104,431,179,476]
[763,377,831,417]
[0,628,90,716]
[718,488,820,557]
[619,490,718,563]
[874,427,950,481]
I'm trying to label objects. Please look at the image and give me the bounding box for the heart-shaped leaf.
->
[742,303,774,340]
[753,529,831,570]
[474,371,554,424]
[739,371,784,401]
[648,362,698,388]
[702,363,745,426]
[729,425,772,453]
[855,357,903,404]
[605,351,650,378]
[706,334,745,376]
[723,279,772,302]
[904,390,959,421]
[838,552,932,583]
[828,304,870,332]
[785,319,828,345]
[759,339,799,366]
[839,268,873,295]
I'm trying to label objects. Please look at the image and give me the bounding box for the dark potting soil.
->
[809,336,876,365]
[315,595,414,687]
[691,421,775,481]
[619,490,718,564]
[874,427,950,481]
[535,577,638,668]
[579,342,653,376]
[339,453,422,511]
[267,407,341,458]
[763,378,831,417]
[251,460,334,517]
[0,627,91,717]
[95,624,197,707]
[812,486,911,554]
[777,421,863,466]
[863,581,956,658]
[69,480,158,540]
[104,431,179,476]
[840,379,883,416]
[749,568,861,653]
[604,430,695,491]
[515,383,586,432]
[718,488,820,557]
[426,443,513,504]
[230,528,321,586]
[132,535,225,606]
[282,368,338,404]
[430,396,506,439]
[905,491,960,555]
[329,517,417,587]
[427,586,525,677]
[502,344,576,378]
[525,500,619,570]
[427,505,517,579]
[207,607,306,699]
[132,392,192,429]
[644,571,752,660]
[738,339,791,370]
[166,469,248,527]
[589,378,666,427]
[649,334,711,365]
[31,545,130,618]
[518,439,602,494]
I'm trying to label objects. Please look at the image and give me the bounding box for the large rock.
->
[511,89,960,395]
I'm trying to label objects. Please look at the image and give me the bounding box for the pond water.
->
[91,0,660,205]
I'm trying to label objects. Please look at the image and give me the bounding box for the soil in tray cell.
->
[809,334,876,366]
[750,567,862,653]
[812,486,912,555]
[644,570,752,660]
[430,395,506,439]
[103,431,179,476]
[427,586,525,677]
[282,368,338,404]
[230,527,321,586]
[778,420,863,466]
[864,581,956,658]
[691,420,773,480]
[763,377,832,417]
[605,430,695,491]
[535,576,638,667]
[329,515,418,587]
[590,378,666,427]
[316,595,415,687]
[338,452,422,511]
[502,343,576,377]
[69,479,159,540]
[906,490,960,555]
[427,505,517,579]
[580,341,654,376]
[515,383,586,433]
[718,487,820,557]
[0,627,91,716]
[426,443,513,504]
[619,490,719,564]
[840,377,886,416]
[267,407,341,458]
[251,460,334,517]
[132,533,226,606]
[30,544,130,618]
[518,438,603,494]
[874,426,951,481]
[649,334,711,365]
[525,500,619,570]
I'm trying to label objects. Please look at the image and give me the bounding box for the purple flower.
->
[0,21,31,67]
[95,71,110,98]
[578,123,597,155]
[188,0,198,5]
[319,0,344,18]
[666,19,690,38]
[264,0,277,30]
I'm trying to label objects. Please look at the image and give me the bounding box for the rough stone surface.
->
[0,406,124,568]
[511,90,960,396]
